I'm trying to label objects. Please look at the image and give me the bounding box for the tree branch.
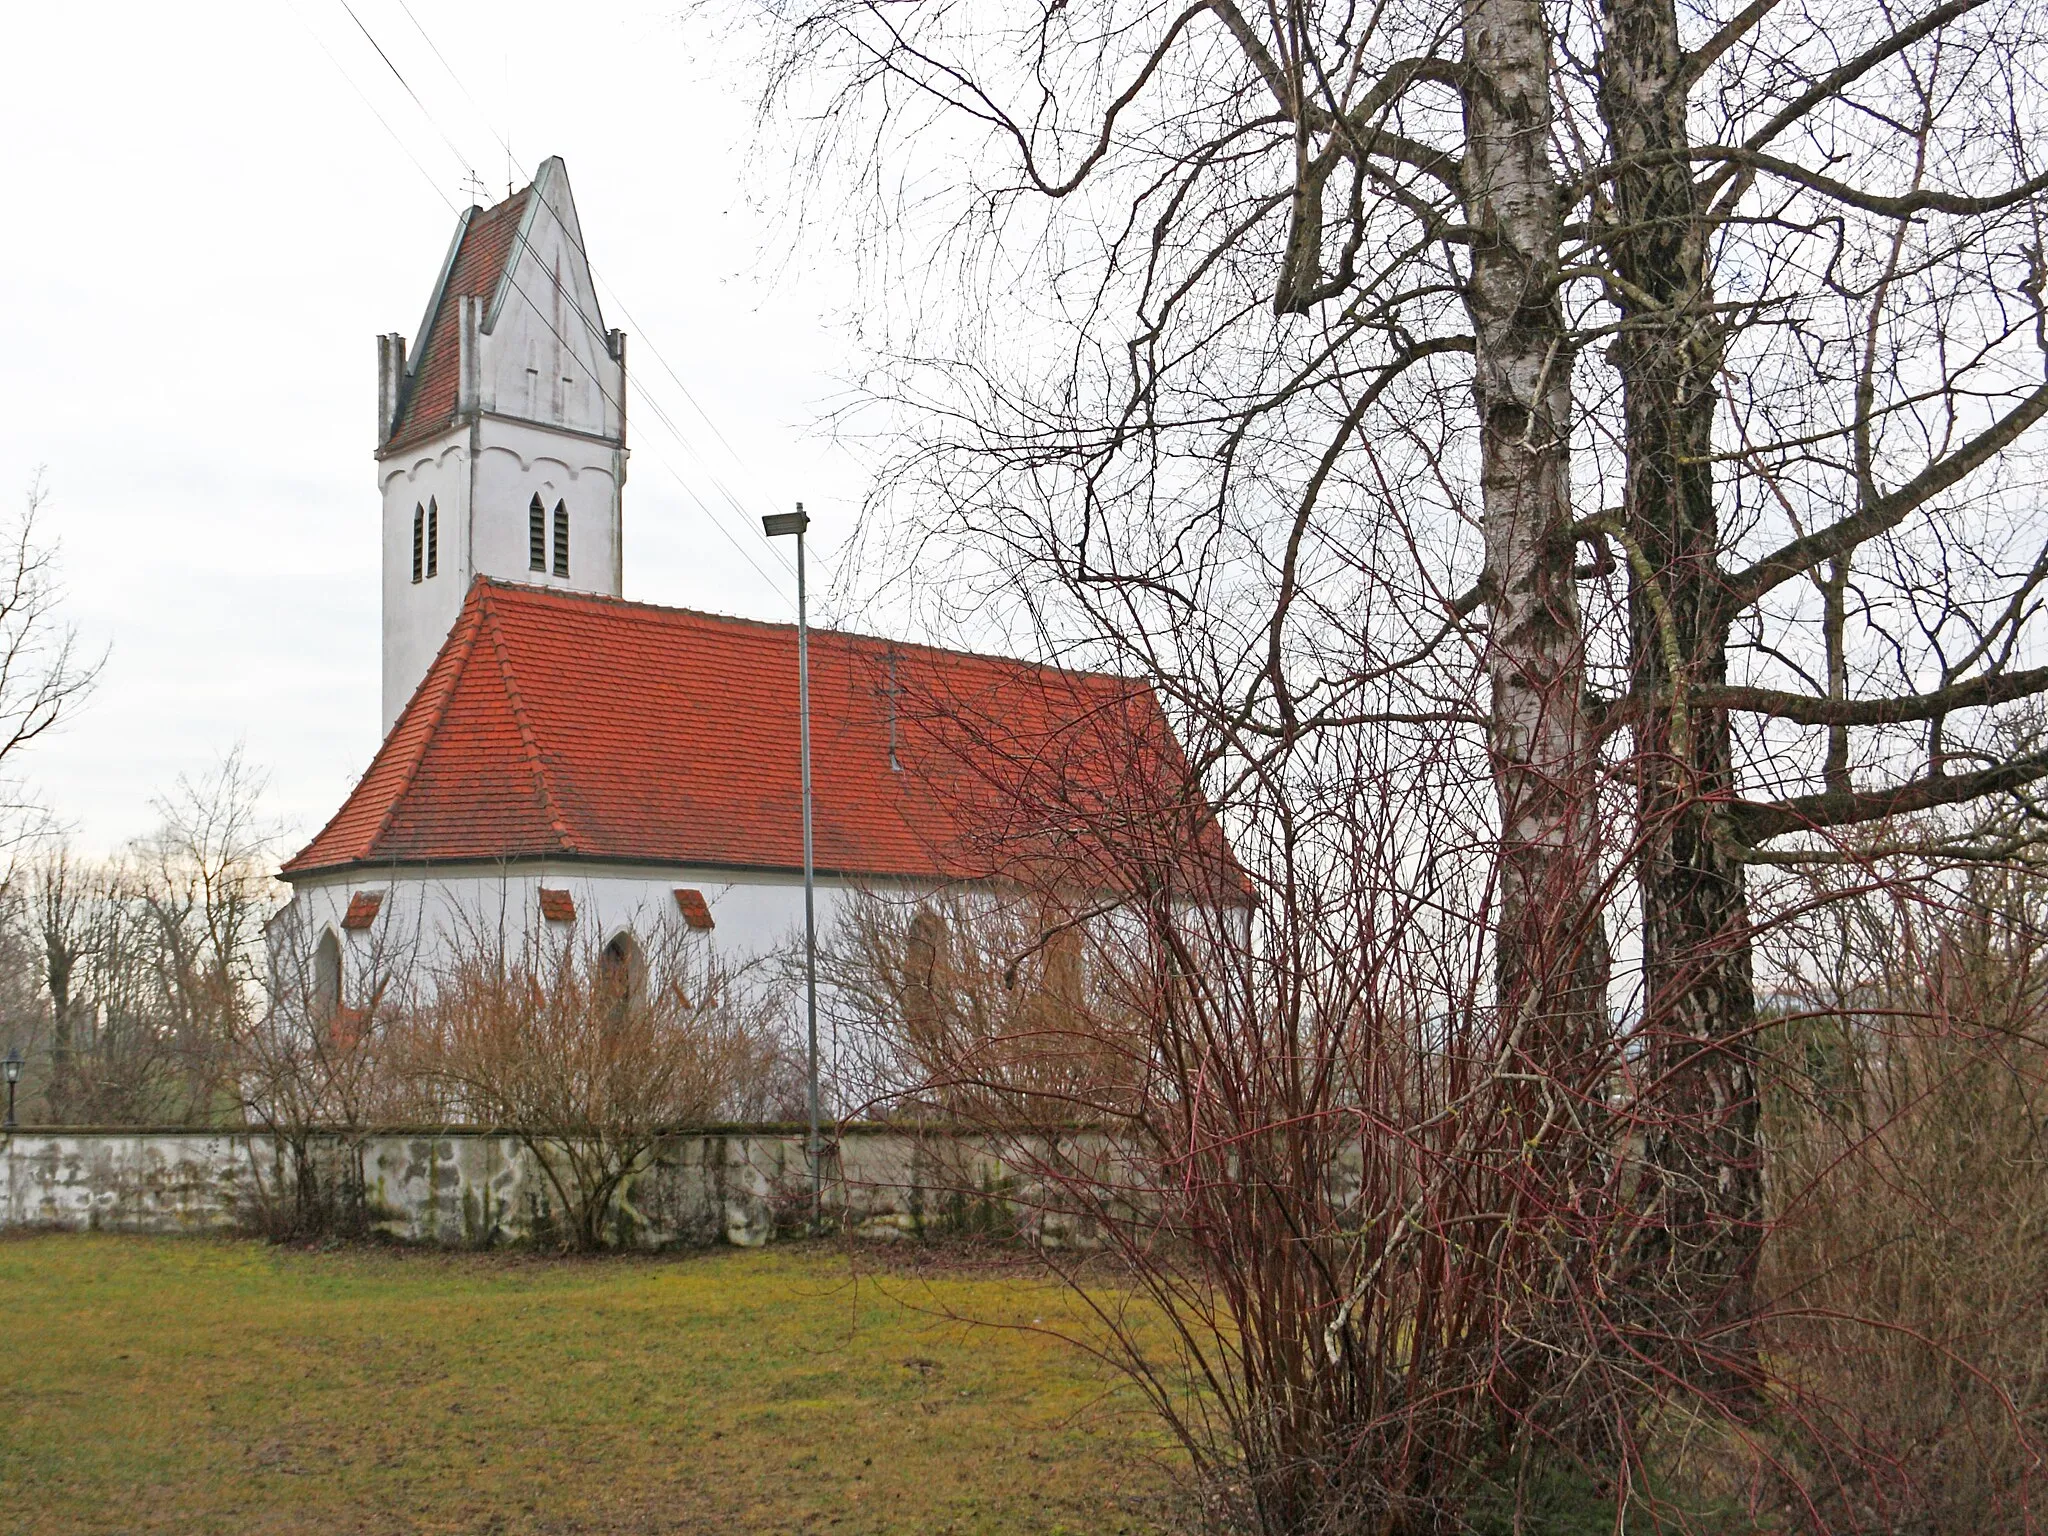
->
[1689,146,2048,218]
[1708,664,2048,726]
[1728,752,2048,842]
[1723,381,2048,608]
[1679,0,1780,87]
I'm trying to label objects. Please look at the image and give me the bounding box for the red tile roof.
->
[383,189,531,453]
[282,579,1240,897]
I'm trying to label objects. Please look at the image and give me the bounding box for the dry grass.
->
[0,1234,1177,1536]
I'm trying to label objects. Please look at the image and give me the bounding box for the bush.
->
[1761,870,2048,1531]
[403,920,792,1251]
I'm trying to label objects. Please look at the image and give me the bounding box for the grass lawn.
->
[0,1234,1179,1535]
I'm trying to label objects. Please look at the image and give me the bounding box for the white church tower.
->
[374,157,628,734]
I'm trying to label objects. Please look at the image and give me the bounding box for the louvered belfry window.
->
[553,501,570,577]
[529,495,546,571]
[425,498,438,578]
[411,504,424,584]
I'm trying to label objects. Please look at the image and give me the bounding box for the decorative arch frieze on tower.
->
[374,156,629,736]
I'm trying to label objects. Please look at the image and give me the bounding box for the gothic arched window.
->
[901,908,947,1045]
[552,501,570,577]
[313,929,342,1024]
[426,497,438,578]
[529,495,546,571]
[598,931,646,1026]
[411,503,424,584]
[1043,920,1084,1011]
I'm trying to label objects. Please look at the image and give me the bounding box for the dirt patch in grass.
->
[0,1234,1180,1535]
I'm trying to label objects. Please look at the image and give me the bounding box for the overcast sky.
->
[0,0,867,857]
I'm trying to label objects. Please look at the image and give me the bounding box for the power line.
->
[483,212,798,598]
[473,245,798,600]
[487,148,815,589]
[282,0,458,217]
[333,0,477,189]
[295,7,793,603]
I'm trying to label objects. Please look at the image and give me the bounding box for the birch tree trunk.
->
[1462,0,1611,1041]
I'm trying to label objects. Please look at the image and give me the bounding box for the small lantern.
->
[2,1046,19,1131]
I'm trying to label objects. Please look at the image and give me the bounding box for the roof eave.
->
[277,848,1237,905]
[376,413,472,462]
[277,849,976,885]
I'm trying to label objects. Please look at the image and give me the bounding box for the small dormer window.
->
[411,504,424,584]
[674,889,715,930]
[553,501,570,577]
[529,495,546,572]
[426,498,438,578]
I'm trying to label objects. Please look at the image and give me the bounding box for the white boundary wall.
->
[0,1127,1118,1249]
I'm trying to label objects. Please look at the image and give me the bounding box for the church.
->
[276,157,1230,1017]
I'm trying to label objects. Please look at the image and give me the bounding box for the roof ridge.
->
[482,184,541,336]
[477,584,580,855]
[468,576,1147,688]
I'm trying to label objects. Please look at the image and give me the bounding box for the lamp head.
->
[761,506,810,539]
[2,1048,20,1085]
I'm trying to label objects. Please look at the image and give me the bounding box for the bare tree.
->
[0,874,46,1102]
[131,748,283,1116]
[740,0,2048,1523]
[23,850,194,1124]
[239,894,428,1238]
[16,753,279,1125]
[0,476,101,817]
[818,722,1657,1530]
[28,845,94,1119]
[0,473,101,1111]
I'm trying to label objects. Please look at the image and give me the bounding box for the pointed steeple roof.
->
[382,158,606,453]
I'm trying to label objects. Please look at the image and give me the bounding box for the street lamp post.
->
[762,505,821,1234]
[3,1048,21,1131]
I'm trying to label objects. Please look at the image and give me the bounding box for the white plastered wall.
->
[275,859,1195,1120]
[379,429,473,729]
[469,417,624,598]
[275,863,930,1114]
[277,862,913,1024]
